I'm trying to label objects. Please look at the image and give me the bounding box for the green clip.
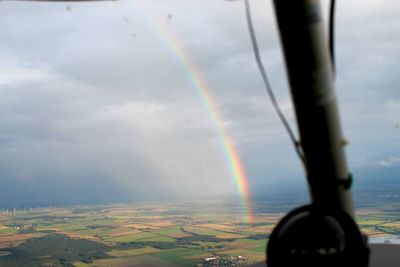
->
[337,173,353,189]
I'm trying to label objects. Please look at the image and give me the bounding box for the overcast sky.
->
[0,0,399,206]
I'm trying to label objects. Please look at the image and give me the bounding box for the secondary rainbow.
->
[125,3,254,223]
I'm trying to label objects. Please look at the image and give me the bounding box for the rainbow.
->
[122,2,254,223]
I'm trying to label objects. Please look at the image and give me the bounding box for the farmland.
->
[0,198,399,266]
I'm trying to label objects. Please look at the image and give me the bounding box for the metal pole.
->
[272,0,354,216]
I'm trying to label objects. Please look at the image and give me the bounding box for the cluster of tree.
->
[116,232,233,251]
[247,234,269,240]
[0,234,112,267]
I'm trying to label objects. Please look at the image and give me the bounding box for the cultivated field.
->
[0,200,399,266]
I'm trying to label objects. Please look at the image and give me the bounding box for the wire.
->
[243,0,307,169]
[329,0,336,75]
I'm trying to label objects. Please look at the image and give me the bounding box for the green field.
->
[108,247,162,257]
[0,227,17,235]
[183,226,228,236]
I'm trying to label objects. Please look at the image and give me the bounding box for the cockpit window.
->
[0,0,399,266]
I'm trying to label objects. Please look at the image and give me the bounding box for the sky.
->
[0,0,399,206]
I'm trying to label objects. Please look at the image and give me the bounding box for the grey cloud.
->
[0,0,398,205]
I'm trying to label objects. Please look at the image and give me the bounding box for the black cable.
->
[329,0,336,75]
[244,0,307,169]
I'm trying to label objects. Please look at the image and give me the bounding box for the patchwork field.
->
[0,200,399,266]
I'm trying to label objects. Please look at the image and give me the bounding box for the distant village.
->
[196,255,253,266]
